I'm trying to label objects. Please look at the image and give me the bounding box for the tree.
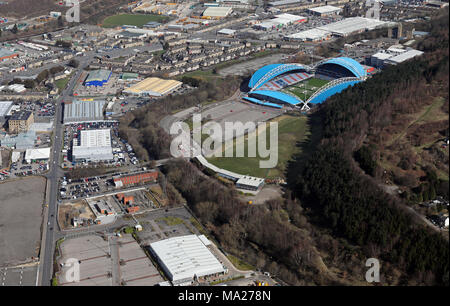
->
[68,59,79,68]
[11,24,18,34]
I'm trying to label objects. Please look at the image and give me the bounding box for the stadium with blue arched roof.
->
[243,57,367,109]
[315,57,366,79]
[249,90,303,105]
[308,79,362,105]
[248,63,310,90]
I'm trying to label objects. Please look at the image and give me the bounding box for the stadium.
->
[243,57,372,111]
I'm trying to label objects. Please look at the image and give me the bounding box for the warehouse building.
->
[0,131,36,149]
[149,235,227,285]
[113,171,158,188]
[318,17,389,37]
[236,176,265,192]
[0,101,13,121]
[25,147,50,163]
[123,77,182,97]
[383,49,424,66]
[84,69,112,87]
[268,0,303,7]
[308,5,342,16]
[72,129,113,162]
[0,48,19,62]
[63,100,106,124]
[286,28,332,42]
[202,6,233,18]
[370,48,423,68]
[254,13,307,31]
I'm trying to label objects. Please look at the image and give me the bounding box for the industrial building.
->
[318,17,389,37]
[0,48,19,62]
[308,5,342,16]
[72,129,114,162]
[113,171,158,188]
[370,48,423,68]
[0,101,13,120]
[286,28,332,42]
[149,235,226,285]
[63,100,106,124]
[268,0,303,7]
[8,111,34,134]
[84,69,112,87]
[254,13,307,31]
[202,6,233,18]
[383,49,424,66]
[24,147,50,163]
[236,176,265,191]
[123,77,182,97]
[0,131,36,149]
[216,0,249,4]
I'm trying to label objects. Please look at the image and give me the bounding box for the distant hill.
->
[0,0,60,18]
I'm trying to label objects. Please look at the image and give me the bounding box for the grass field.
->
[55,76,70,91]
[284,77,329,101]
[206,115,310,178]
[102,13,169,28]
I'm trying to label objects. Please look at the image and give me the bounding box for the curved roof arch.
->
[249,63,310,90]
[316,57,366,79]
[307,79,361,105]
[250,90,303,105]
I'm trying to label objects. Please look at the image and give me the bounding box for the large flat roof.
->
[203,6,232,17]
[63,100,106,123]
[150,235,225,282]
[287,28,331,40]
[308,5,341,14]
[318,17,388,36]
[0,101,13,117]
[25,147,50,160]
[79,129,111,148]
[385,49,423,64]
[124,77,182,96]
[85,69,111,83]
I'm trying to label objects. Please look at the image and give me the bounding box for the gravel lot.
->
[0,177,46,266]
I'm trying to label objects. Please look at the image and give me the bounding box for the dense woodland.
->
[287,9,449,285]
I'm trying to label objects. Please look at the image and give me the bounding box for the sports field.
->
[284,77,329,101]
[102,14,169,28]
[206,115,310,179]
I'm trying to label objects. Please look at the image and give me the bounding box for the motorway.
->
[38,52,95,286]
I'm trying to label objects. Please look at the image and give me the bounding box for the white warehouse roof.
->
[79,129,111,147]
[384,49,424,65]
[25,147,51,161]
[150,235,225,283]
[308,5,341,14]
[72,129,113,162]
[0,101,13,117]
[318,17,388,36]
[287,28,331,41]
[203,7,232,17]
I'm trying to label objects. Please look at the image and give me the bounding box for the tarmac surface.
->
[0,177,46,267]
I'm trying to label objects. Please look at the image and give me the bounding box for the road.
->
[38,53,95,286]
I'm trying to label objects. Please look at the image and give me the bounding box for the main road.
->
[38,53,94,285]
